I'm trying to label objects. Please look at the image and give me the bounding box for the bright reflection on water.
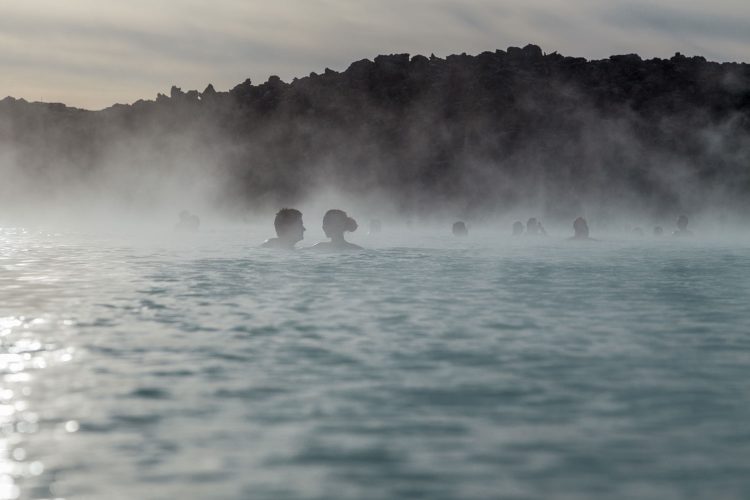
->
[2,226,750,499]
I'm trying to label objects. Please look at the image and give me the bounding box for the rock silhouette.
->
[1,45,749,218]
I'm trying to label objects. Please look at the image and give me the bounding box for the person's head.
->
[527,217,539,233]
[512,221,524,236]
[573,217,589,238]
[274,208,305,243]
[323,209,357,239]
[677,214,689,231]
[653,225,664,236]
[452,221,468,237]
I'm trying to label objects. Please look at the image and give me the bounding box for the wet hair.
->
[573,217,589,237]
[323,209,357,233]
[274,208,303,235]
[452,221,468,236]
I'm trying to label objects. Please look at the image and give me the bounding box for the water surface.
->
[2,227,750,499]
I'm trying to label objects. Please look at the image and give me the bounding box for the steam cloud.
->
[1,45,749,228]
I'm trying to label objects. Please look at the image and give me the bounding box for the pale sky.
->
[1,0,749,110]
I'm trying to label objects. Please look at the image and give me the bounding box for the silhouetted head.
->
[653,225,664,236]
[526,217,539,234]
[176,210,199,231]
[573,217,589,238]
[274,208,304,243]
[452,221,468,237]
[677,215,689,231]
[323,209,357,239]
[512,221,524,236]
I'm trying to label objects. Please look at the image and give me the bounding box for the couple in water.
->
[261,208,362,251]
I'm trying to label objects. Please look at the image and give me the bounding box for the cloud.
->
[0,0,748,109]
[595,1,750,61]
[602,2,750,44]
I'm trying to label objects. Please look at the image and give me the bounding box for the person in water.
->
[261,208,305,250]
[452,221,468,237]
[673,215,693,237]
[526,217,547,236]
[176,210,200,231]
[512,221,524,236]
[311,209,362,251]
[569,216,594,241]
[653,225,664,236]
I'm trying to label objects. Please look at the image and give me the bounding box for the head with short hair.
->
[323,209,357,238]
[274,208,304,242]
[677,215,689,230]
[452,221,468,237]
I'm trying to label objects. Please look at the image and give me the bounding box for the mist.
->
[1,45,749,240]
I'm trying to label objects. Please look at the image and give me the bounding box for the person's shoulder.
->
[260,238,282,248]
[567,236,597,242]
[308,241,362,251]
[309,242,332,251]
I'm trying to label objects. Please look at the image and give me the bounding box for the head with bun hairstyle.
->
[322,209,357,239]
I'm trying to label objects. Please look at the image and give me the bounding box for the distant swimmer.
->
[311,209,362,251]
[261,208,305,250]
[369,219,382,235]
[633,226,645,237]
[526,217,547,236]
[569,216,594,241]
[452,221,468,237]
[653,225,664,236]
[512,221,524,236]
[175,210,200,231]
[673,214,693,237]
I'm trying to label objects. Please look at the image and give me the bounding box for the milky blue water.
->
[2,226,750,500]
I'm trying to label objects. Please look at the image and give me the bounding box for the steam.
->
[1,46,749,237]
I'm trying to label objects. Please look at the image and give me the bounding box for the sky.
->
[1,0,749,110]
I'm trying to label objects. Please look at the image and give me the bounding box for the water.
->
[2,226,750,500]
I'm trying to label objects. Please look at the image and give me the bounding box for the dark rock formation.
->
[1,45,749,218]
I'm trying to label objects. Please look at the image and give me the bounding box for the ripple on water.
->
[2,229,750,499]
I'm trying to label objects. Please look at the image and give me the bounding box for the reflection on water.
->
[1,315,59,500]
[1,229,82,500]
[2,226,750,499]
